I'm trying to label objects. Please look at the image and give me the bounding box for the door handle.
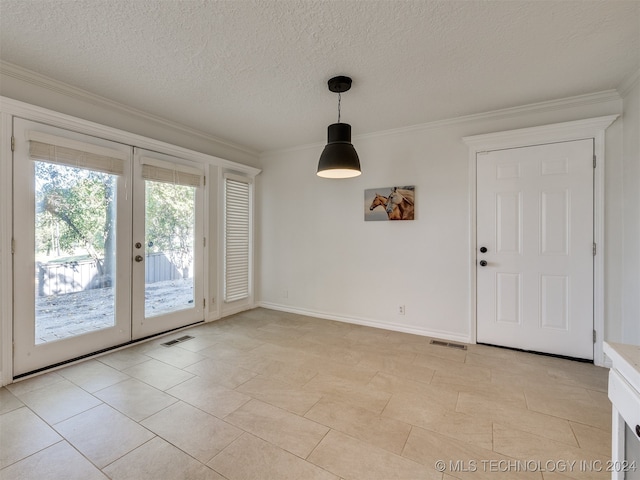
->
[134,255,144,263]
[479,260,488,267]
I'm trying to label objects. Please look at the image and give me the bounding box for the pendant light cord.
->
[337,92,341,123]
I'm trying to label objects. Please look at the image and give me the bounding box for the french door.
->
[476,139,594,360]
[13,120,204,376]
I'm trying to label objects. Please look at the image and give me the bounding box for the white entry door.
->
[476,139,594,360]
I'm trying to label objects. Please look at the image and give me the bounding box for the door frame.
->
[464,115,618,367]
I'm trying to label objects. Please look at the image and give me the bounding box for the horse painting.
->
[369,193,401,220]
[365,186,415,221]
[386,187,414,220]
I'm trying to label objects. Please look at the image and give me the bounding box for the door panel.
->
[131,149,204,339]
[476,139,593,360]
[13,119,133,376]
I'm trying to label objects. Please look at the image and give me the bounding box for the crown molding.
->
[618,68,640,98]
[262,89,622,157]
[0,96,261,177]
[0,60,259,157]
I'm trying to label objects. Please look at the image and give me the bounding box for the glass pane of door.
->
[35,162,117,343]
[144,179,195,317]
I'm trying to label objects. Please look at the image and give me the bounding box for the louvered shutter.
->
[224,175,251,302]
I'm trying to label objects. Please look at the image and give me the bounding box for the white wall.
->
[621,71,640,345]
[258,94,624,343]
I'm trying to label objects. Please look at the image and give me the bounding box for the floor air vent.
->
[430,339,467,350]
[161,335,194,347]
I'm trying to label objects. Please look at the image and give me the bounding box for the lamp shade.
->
[317,123,361,178]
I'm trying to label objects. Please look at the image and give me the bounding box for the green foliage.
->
[35,162,115,266]
[145,181,195,274]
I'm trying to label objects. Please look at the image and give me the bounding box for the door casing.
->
[464,115,619,367]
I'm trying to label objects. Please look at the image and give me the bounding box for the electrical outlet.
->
[398,305,405,315]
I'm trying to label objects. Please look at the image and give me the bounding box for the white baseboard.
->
[258,302,472,344]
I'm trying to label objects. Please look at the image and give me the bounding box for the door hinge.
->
[11,238,15,254]
[203,176,206,186]
[593,329,596,343]
[203,237,206,247]
[203,298,206,308]
[593,154,596,168]
[593,243,596,256]
[11,136,15,152]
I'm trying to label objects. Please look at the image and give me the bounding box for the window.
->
[224,174,251,302]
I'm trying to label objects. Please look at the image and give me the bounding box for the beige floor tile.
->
[358,355,435,385]
[103,436,225,480]
[404,341,468,362]
[184,357,258,388]
[456,391,577,446]
[0,309,614,480]
[491,369,565,390]
[14,379,102,424]
[122,359,194,391]
[305,398,411,455]
[0,441,109,480]
[464,351,550,375]
[382,392,493,450]
[142,401,242,463]
[208,433,338,480]
[569,422,611,456]
[198,342,263,364]
[57,360,130,393]
[173,333,224,352]
[236,375,322,415]
[303,374,392,414]
[97,349,151,371]
[166,376,251,418]
[308,429,438,480]
[492,423,609,480]
[54,403,154,468]
[430,363,492,387]
[0,387,24,415]
[303,356,377,384]
[367,371,438,396]
[94,378,178,421]
[585,389,612,410]
[524,387,611,430]
[5,371,64,396]
[0,407,61,468]
[402,426,540,480]
[143,346,207,369]
[224,399,329,458]
[546,367,608,392]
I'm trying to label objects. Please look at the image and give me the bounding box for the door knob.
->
[479,260,488,267]
[134,255,144,262]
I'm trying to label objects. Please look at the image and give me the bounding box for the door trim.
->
[464,115,618,366]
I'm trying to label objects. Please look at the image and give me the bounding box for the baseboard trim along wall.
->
[258,302,472,345]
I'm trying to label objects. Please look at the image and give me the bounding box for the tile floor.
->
[0,308,612,479]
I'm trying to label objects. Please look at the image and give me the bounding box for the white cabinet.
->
[604,342,640,479]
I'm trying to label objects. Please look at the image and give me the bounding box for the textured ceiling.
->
[1,0,638,153]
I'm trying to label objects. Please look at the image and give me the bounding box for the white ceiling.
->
[1,0,638,153]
